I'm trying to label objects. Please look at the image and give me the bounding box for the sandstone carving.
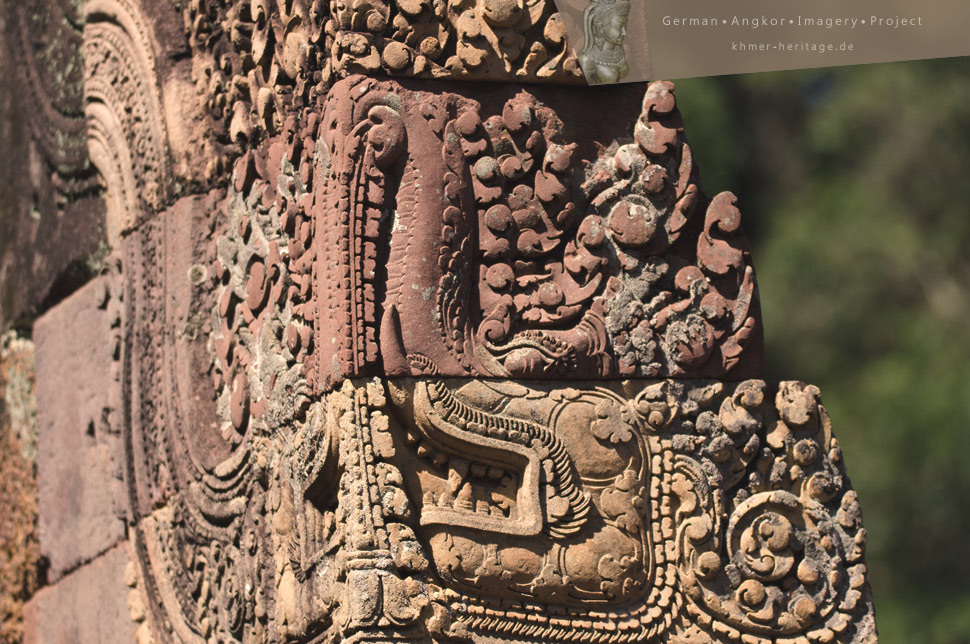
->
[184,0,585,175]
[124,350,875,643]
[5,0,98,200]
[209,77,763,396]
[117,75,873,644]
[83,0,173,241]
[26,0,876,642]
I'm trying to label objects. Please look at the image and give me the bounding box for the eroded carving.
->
[4,0,102,205]
[307,77,762,386]
[92,4,876,643]
[83,0,172,241]
[182,0,583,177]
[125,337,875,643]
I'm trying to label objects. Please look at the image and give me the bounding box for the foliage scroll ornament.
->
[181,0,584,183]
[71,2,874,641]
[119,67,875,644]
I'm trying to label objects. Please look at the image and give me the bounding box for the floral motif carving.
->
[180,0,584,183]
[308,77,763,384]
[124,322,875,643]
[5,0,100,200]
[83,0,172,239]
[76,4,878,643]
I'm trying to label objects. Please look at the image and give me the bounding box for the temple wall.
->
[0,2,877,643]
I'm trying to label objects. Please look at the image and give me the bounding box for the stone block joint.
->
[10,0,878,642]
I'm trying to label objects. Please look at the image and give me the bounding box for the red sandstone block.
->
[34,272,125,582]
[23,543,136,644]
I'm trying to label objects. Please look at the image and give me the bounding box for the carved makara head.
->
[76,0,874,641]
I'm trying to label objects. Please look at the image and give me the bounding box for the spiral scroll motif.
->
[673,382,872,643]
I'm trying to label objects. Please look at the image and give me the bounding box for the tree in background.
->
[676,59,970,644]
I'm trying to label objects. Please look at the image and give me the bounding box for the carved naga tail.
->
[414,381,590,538]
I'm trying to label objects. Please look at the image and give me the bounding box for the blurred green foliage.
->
[675,59,970,644]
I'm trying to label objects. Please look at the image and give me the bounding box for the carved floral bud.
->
[636,81,679,155]
[793,595,819,624]
[415,35,440,59]
[607,200,659,248]
[282,19,308,79]
[613,146,639,176]
[537,282,564,308]
[806,471,838,502]
[481,235,511,260]
[792,439,819,466]
[485,264,514,291]
[456,110,481,138]
[736,579,767,607]
[516,230,542,256]
[695,411,718,435]
[634,396,673,431]
[707,435,734,463]
[577,215,606,248]
[512,205,541,230]
[641,163,670,194]
[383,41,412,71]
[286,323,302,353]
[502,99,532,133]
[229,372,249,432]
[474,156,500,182]
[736,380,766,409]
[485,204,513,233]
[797,559,821,586]
[245,260,269,311]
[665,314,715,369]
[696,551,722,579]
[718,384,764,437]
[776,382,822,427]
[458,10,484,38]
[499,154,523,179]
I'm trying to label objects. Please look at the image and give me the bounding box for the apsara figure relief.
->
[578,0,632,84]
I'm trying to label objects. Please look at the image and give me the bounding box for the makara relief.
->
[8,0,878,642]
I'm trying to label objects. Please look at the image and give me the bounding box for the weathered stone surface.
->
[122,190,226,520]
[117,68,872,644]
[204,77,763,405]
[0,333,39,644]
[80,0,210,240]
[1,1,877,643]
[22,544,138,644]
[34,272,125,582]
[0,3,107,329]
[126,370,876,643]
[185,0,585,180]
